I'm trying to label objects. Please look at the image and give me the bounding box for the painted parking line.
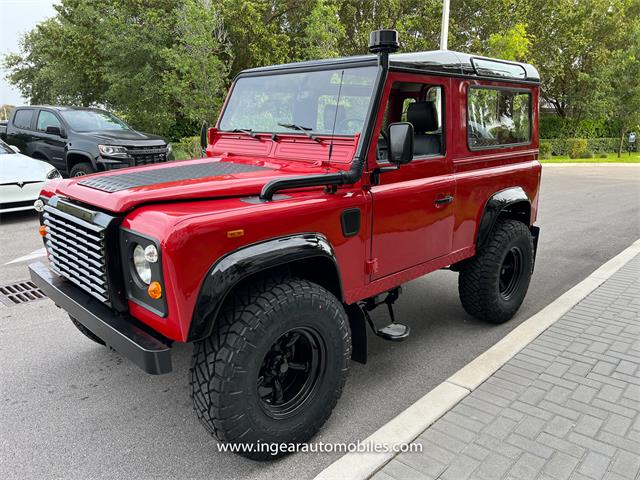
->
[4,248,47,266]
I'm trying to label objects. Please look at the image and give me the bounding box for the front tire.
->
[458,219,534,323]
[190,277,351,460]
[69,162,94,177]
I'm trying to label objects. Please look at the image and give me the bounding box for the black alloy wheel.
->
[257,327,326,419]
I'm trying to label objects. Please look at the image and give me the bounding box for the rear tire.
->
[69,315,105,345]
[69,162,94,177]
[458,219,534,323]
[190,276,351,460]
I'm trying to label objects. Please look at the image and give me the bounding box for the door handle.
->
[434,194,454,206]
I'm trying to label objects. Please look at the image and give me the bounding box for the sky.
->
[0,0,58,105]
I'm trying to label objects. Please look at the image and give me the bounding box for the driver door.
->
[35,110,66,170]
[369,74,455,280]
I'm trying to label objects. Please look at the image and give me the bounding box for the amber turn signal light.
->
[38,225,47,237]
[147,281,162,299]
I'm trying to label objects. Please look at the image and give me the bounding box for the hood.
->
[51,156,343,213]
[76,129,166,145]
[0,152,55,184]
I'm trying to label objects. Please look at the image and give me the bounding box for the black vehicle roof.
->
[242,50,540,84]
[17,105,109,112]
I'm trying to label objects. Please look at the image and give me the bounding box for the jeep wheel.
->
[190,277,351,460]
[458,219,534,323]
[69,162,94,177]
[69,315,105,345]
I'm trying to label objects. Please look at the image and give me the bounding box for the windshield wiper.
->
[230,128,258,138]
[277,122,320,143]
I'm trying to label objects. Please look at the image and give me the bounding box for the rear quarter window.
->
[467,87,531,149]
[13,109,34,130]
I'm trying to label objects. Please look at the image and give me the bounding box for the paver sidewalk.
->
[374,254,640,480]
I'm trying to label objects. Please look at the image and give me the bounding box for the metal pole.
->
[440,0,450,50]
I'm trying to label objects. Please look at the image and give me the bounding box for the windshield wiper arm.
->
[277,122,320,143]
[231,128,258,138]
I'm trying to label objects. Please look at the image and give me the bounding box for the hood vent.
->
[78,162,271,193]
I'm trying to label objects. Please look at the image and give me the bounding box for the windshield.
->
[219,66,378,136]
[60,110,130,132]
[0,139,15,154]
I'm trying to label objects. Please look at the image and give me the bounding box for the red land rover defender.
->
[30,30,541,458]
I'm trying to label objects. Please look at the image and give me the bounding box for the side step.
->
[362,287,410,342]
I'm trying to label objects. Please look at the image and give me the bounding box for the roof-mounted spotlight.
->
[368,29,399,54]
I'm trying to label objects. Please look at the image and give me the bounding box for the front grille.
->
[127,145,168,166]
[43,206,110,304]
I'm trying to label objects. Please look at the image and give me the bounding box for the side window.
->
[377,82,445,163]
[37,111,61,132]
[13,109,34,130]
[467,87,531,149]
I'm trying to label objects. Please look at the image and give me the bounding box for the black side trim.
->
[341,208,361,237]
[188,233,342,342]
[29,262,172,374]
[477,187,531,247]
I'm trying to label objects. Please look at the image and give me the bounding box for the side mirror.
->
[10,145,20,153]
[388,122,414,165]
[45,126,64,137]
[200,121,209,154]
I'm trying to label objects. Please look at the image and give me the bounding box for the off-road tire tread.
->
[190,276,350,459]
[458,218,533,323]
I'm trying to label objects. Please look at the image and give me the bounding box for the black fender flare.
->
[188,233,343,342]
[66,150,97,172]
[476,186,532,247]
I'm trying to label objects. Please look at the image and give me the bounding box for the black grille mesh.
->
[43,207,109,304]
[78,162,270,193]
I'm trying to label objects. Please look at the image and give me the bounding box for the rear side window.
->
[37,111,61,132]
[467,87,531,149]
[13,109,34,130]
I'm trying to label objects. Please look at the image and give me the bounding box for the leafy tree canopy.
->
[3,0,639,140]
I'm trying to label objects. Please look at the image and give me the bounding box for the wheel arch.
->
[66,150,96,174]
[476,187,532,248]
[188,233,344,342]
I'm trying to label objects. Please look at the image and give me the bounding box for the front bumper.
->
[29,262,172,374]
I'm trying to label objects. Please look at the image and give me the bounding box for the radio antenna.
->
[327,70,345,169]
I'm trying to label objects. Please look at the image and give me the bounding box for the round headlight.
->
[133,244,152,285]
[144,245,158,263]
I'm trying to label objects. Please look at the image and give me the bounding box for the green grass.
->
[540,152,640,163]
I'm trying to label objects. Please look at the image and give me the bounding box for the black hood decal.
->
[78,162,271,193]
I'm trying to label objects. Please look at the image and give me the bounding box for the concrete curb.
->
[315,238,640,480]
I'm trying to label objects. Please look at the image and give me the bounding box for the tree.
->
[0,105,15,121]
[486,23,531,61]
[163,0,232,126]
[606,20,640,156]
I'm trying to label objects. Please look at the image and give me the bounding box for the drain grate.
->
[0,281,47,306]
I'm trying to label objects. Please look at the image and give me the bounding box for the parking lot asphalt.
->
[1,165,639,480]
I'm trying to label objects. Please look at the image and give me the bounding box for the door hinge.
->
[366,258,379,275]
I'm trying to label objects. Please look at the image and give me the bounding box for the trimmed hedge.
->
[543,137,637,156]
[539,115,622,139]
